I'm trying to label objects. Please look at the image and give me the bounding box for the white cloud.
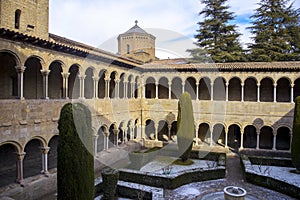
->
[49,0,299,59]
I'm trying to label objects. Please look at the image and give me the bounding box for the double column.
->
[15,66,26,100]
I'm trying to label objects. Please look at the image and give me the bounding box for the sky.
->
[49,0,300,59]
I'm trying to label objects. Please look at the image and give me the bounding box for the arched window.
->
[15,10,21,29]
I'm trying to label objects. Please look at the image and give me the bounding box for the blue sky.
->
[49,0,300,58]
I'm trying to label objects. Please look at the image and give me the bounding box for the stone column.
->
[93,77,99,99]
[225,128,228,148]
[103,131,109,150]
[291,84,294,103]
[210,126,213,146]
[211,83,214,101]
[168,81,172,100]
[129,125,135,141]
[41,69,50,99]
[62,72,70,99]
[241,83,244,102]
[182,82,185,94]
[196,83,199,100]
[273,84,277,102]
[225,82,229,102]
[15,65,26,100]
[93,134,99,156]
[78,75,86,99]
[256,131,260,150]
[131,82,135,98]
[124,81,128,99]
[257,84,260,102]
[41,147,50,175]
[240,131,244,149]
[273,132,277,150]
[113,129,119,147]
[155,82,159,99]
[123,127,127,143]
[116,80,121,99]
[104,78,110,99]
[195,124,199,145]
[168,124,172,141]
[15,152,26,183]
[154,122,158,141]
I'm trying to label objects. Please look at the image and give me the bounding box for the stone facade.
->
[0,0,299,194]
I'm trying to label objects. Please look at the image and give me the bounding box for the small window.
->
[127,44,130,54]
[15,9,21,29]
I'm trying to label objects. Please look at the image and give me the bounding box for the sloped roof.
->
[123,20,148,34]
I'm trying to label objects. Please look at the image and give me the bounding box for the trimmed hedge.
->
[292,96,300,171]
[248,156,293,167]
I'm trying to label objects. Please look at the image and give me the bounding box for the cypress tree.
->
[177,92,195,162]
[247,0,300,61]
[189,0,246,63]
[57,103,94,200]
[292,96,300,172]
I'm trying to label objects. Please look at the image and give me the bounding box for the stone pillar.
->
[130,125,135,140]
[210,126,213,146]
[273,132,277,150]
[168,124,172,141]
[211,83,214,101]
[123,127,127,143]
[196,83,199,100]
[182,82,185,94]
[78,75,86,99]
[113,129,119,147]
[257,84,260,102]
[225,82,229,101]
[114,79,119,99]
[291,84,294,103]
[168,81,172,100]
[154,122,158,141]
[104,131,109,150]
[41,69,50,99]
[241,83,244,102]
[15,65,26,100]
[15,152,26,183]
[195,124,199,145]
[93,134,99,156]
[225,128,228,148]
[256,131,260,150]
[124,81,128,99]
[155,82,159,99]
[62,72,70,99]
[41,147,50,175]
[131,82,135,98]
[273,84,277,103]
[240,131,244,149]
[93,77,99,99]
[104,78,110,99]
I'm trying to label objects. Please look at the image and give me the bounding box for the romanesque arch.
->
[158,77,169,99]
[127,75,134,99]
[243,125,257,148]
[244,77,257,102]
[109,71,117,98]
[276,126,290,150]
[24,57,43,99]
[68,64,80,99]
[0,143,18,187]
[260,77,273,102]
[171,77,182,99]
[145,119,155,139]
[198,123,210,144]
[119,73,125,99]
[84,67,94,99]
[276,78,291,102]
[185,77,196,100]
[212,123,225,145]
[23,139,43,178]
[48,135,58,170]
[199,77,211,100]
[158,120,168,141]
[48,61,63,99]
[213,77,226,101]
[145,77,156,99]
[259,126,273,149]
[228,77,241,101]
[97,125,108,152]
[98,69,106,99]
[228,124,241,149]
[0,51,18,99]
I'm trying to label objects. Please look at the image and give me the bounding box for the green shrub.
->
[57,103,94,200]
[177,92,195,162]
[292,96,300,172]
[101,167,119,200]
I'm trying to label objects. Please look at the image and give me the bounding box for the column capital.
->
[15,152,26,160]
[61,72,70,79]
[78,74,86,80]
[41,69,51,76]
[92,76,99,81]
[104,77,111,82]
[15,65,26,73]
[41,147,50,154]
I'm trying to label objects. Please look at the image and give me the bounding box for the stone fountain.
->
[224,186,247,200]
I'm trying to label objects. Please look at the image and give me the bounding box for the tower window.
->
[15,9,21,29]
[127,44,130,54]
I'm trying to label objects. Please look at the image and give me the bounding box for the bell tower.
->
[118,20,156,63]
[0,0,49,40]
